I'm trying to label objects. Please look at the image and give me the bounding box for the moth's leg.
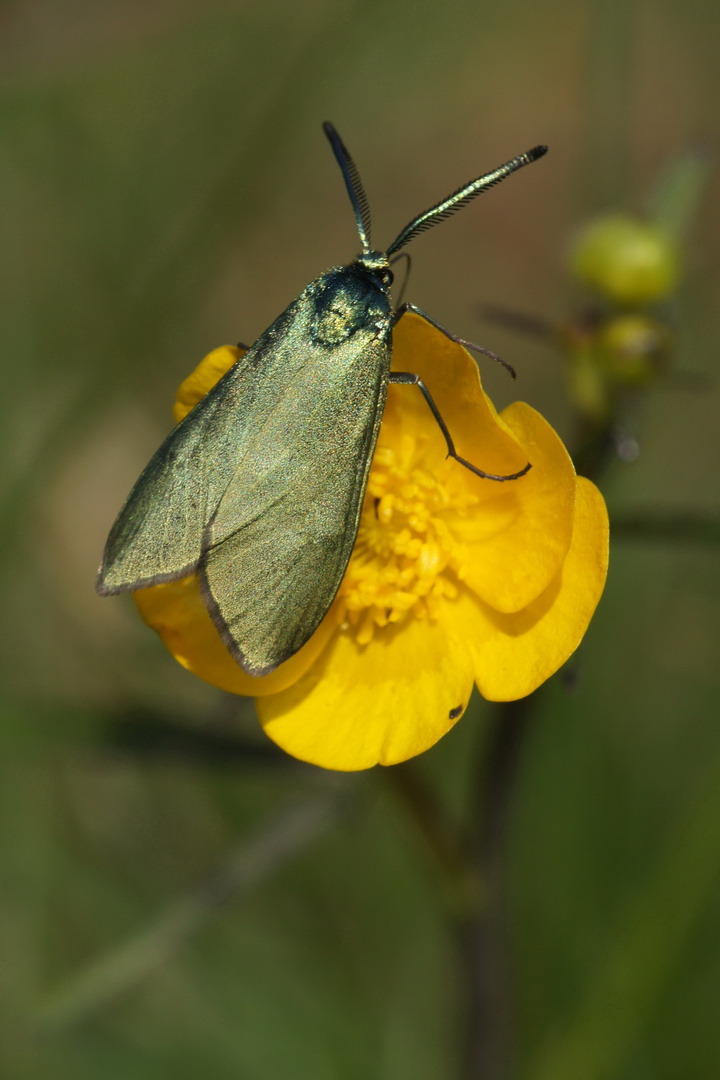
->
[388,372,531,482]
[388,253,412,307]
[391,302,516,379]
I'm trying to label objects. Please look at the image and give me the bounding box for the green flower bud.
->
[595,314,671,385]
[571,215,681,304]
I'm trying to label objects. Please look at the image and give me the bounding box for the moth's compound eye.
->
[381,268,394,287]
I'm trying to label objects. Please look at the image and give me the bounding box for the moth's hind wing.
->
[200,335,390,675]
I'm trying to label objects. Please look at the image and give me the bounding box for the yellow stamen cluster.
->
[336,435,477,646]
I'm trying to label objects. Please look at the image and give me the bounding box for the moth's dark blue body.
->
[96,122,546,675]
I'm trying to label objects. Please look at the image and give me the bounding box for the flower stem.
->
[457,695,536,1080]
[387,761,481,916]
[457,362,626,1080]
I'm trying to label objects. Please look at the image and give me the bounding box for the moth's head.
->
[357,250,393,288]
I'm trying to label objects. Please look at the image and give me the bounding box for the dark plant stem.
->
[386,762,480,915]
[571,418,620,481]
[457,696,537,1080]
[457,410,615,1079]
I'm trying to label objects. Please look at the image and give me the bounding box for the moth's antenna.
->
[323,121,372,255]
[386,145,547,257]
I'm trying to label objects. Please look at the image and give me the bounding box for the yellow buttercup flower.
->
[134,313,609,771]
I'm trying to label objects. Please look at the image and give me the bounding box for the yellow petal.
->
[173,345,243,423]
[386,311,529,478]
[134,576,336,697]
[442,477,609,700]
[388,314,576,612]
[452,402,577,613]
[257,612,475,770]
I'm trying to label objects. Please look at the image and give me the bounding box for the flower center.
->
[336,434,478,646]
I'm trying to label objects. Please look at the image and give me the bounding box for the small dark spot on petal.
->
[374,497,381,518]
[448,704,463,720]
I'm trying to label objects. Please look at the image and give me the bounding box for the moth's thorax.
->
[309,264,391,346]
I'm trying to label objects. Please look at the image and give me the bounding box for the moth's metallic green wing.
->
[201,326,389,675]
[98,264,392,674]
[97,350,259,593]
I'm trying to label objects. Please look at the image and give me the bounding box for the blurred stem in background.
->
[37,788,344,1032]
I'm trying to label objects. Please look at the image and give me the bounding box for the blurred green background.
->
[1,0,719,1077]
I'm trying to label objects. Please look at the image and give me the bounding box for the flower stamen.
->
[337,441,478,645]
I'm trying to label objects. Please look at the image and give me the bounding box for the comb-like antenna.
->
[323,122,372,255]
[386,145,547,257]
